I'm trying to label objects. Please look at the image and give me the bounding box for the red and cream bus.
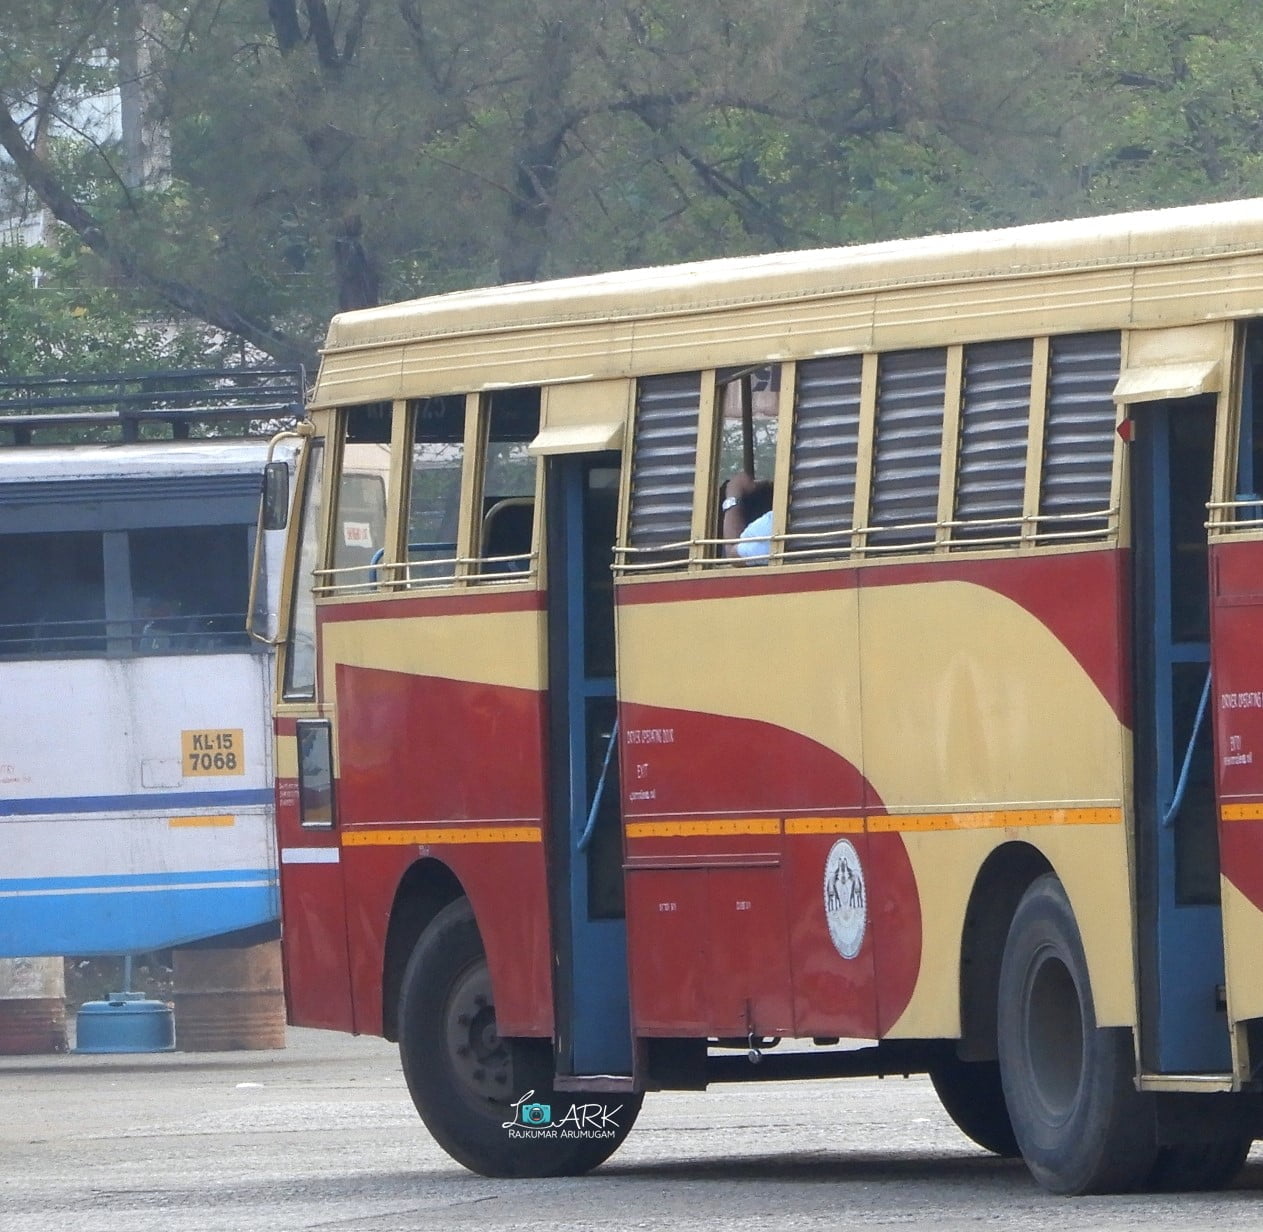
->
[261,199,1263,1193]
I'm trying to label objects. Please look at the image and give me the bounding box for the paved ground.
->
[2,1028,1261,1231]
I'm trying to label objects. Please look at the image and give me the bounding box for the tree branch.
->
[0,101,310,366]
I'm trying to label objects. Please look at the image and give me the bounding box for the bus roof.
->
[0,437,276,487]
[312,197,1263,407]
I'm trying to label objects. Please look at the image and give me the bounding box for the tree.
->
[0,240,223,377]
[9,0,1258,371]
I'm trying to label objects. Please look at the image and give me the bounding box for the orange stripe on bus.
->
[342,826,542,846]
[784,817,865,835]
[1221,804,1263,822]
[168,814,235,828]
[341,809,1121,848]
[867,807,1121,832]
[625,819,781,839]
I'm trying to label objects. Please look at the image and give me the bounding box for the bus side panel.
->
[333,661,553,1038]
[616,583,885,1041]
[858,553,1136,1038]
[2,654,277,958]
[1210,537,1263,1023]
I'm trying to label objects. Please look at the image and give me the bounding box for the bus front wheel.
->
[398,897,641,1177]
[997,873,1157,1194]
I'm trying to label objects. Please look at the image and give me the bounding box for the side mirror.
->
[261,460,290,531]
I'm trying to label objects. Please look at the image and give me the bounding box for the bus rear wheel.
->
[398,897,641,1177]
[997,874,1157,1194]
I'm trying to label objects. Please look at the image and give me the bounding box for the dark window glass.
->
[130,525,250,653]
[406,395,465,584]
[479,389,540,576]
[0,531,106,657]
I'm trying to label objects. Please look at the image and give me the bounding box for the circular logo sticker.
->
[823,838,867,959]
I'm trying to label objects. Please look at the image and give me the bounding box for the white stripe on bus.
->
[280,847,342,865]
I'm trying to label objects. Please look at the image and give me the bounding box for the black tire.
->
[398,897,641,1177]
[997,873,1157,1194]
[929,1055,1020,1157]
[1147,1137,1252,1191]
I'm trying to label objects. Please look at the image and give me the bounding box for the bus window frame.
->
[327,404,393,596]
[280,435,325,701]
[474,388,543,582]
[705,365,788,565]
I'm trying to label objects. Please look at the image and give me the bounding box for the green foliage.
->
[6,0,1263,371]
[0,241,231,377]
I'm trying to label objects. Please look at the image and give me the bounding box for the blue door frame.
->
[1131,399,1229,1073]
[545,453,633,1076]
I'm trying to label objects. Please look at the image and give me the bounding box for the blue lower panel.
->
[0,873,279,957]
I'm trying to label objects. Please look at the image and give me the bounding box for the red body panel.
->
[273,713,357,1033]
[619,701,905,1039]
[1211,539,1263,911]
[332,665,554,1037]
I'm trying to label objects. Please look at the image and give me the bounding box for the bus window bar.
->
[313,553,539,595]
[612,507,1117,572]
[0,367,305,445]
[1206,499,1263,531]
[0,612,250,657]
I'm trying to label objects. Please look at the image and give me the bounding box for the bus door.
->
[270,436,357,1033]
[1130,396,1231,1073]
[545,451,633,1077]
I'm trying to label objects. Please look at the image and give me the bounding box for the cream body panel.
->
[319,606,547,712]
[1221,876,1263,1023]
[857,581,1123,810]
[888,823,1136,1038]
[616,587,864,768]
[619,576,1137,1034]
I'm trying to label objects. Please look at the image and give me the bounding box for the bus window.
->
[715,365,780,559]
[130,524,250,652]
[0,530,106,657]
[1235,325,1263,519]
[717,366,780,480]
[953,339,1032,545]
[283,439,324,699]
[296,719,335,829]
[478,388,540,577]
[626,372,702,568]
[868,348,948,549]
[785,355,863,559]
[405,395,465,585]
[330,404,391,594]
[1038,332,1120,540]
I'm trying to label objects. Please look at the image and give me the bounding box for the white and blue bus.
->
[0,370,315,959]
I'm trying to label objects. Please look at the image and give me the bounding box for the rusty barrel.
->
[172,939,286,1051]
[0,957,68,1054]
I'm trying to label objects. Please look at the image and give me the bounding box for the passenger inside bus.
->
[721,470,773,561]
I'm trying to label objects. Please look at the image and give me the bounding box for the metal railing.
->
[0,367,305,445]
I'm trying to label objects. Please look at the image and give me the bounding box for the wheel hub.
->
[443,960,512,1105]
